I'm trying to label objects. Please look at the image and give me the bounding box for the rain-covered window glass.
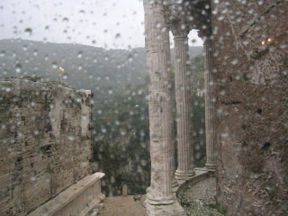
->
[1,0,287,216]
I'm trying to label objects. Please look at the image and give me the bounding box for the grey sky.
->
[0,0,202,49]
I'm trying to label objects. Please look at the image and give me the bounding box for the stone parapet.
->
[28,173,105,216]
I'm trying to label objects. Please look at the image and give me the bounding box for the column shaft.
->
[144,0,175,204]
[204,37,216,171]
[174,34,195,181]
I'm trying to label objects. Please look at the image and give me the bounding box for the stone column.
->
[143,0,174,205]
[172,26,195,183]
[143,1,185,215]
[204,36,216,171]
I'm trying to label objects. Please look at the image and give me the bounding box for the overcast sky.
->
[0,0,202,49]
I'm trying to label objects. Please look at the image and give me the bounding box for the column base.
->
[145,197,186,216]
[175,169,195,185]
[172,179,179,193]
[146,186,151,193]
[146,191,174,205]
[205,163,216,172]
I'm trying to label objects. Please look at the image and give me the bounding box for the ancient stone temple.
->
[144,0,288,215]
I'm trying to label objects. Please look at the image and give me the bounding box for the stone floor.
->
[98,195,146,216]
[178,175,225,216]
[99,172,225,216]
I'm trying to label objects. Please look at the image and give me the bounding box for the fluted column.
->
[143,0,175,205]
[171,25,195,183]
[204,36,216,171]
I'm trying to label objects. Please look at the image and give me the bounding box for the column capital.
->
[164,1,191,37]
[169,17,190,38]
[171,26,190,39]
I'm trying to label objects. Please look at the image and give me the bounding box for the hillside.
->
[0,39,202,100]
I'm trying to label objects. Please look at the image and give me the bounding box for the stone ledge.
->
[28,172,105,216]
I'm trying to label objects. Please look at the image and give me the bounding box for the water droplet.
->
[24,27,32,36]
[78,51,83,58]
[15,63,22,73]
[81,115,87,121]
[62,17,69,23]
[68,136,75,141]
[52,62,58,69]
[22,45,28,51]
[0,50,5,57]
[221,132,229,138]
[115,33,121,39]
[231,59,238,65]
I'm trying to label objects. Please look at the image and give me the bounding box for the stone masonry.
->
[212,0,288,215]
[0,77,93,216]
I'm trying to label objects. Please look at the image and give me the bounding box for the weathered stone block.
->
[0,77,93,216]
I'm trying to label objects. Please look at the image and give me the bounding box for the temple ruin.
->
[144,0,288,215]
[0,0,287,215]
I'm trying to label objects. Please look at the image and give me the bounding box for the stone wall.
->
[0,77,92,216]
[212,0,288,215]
